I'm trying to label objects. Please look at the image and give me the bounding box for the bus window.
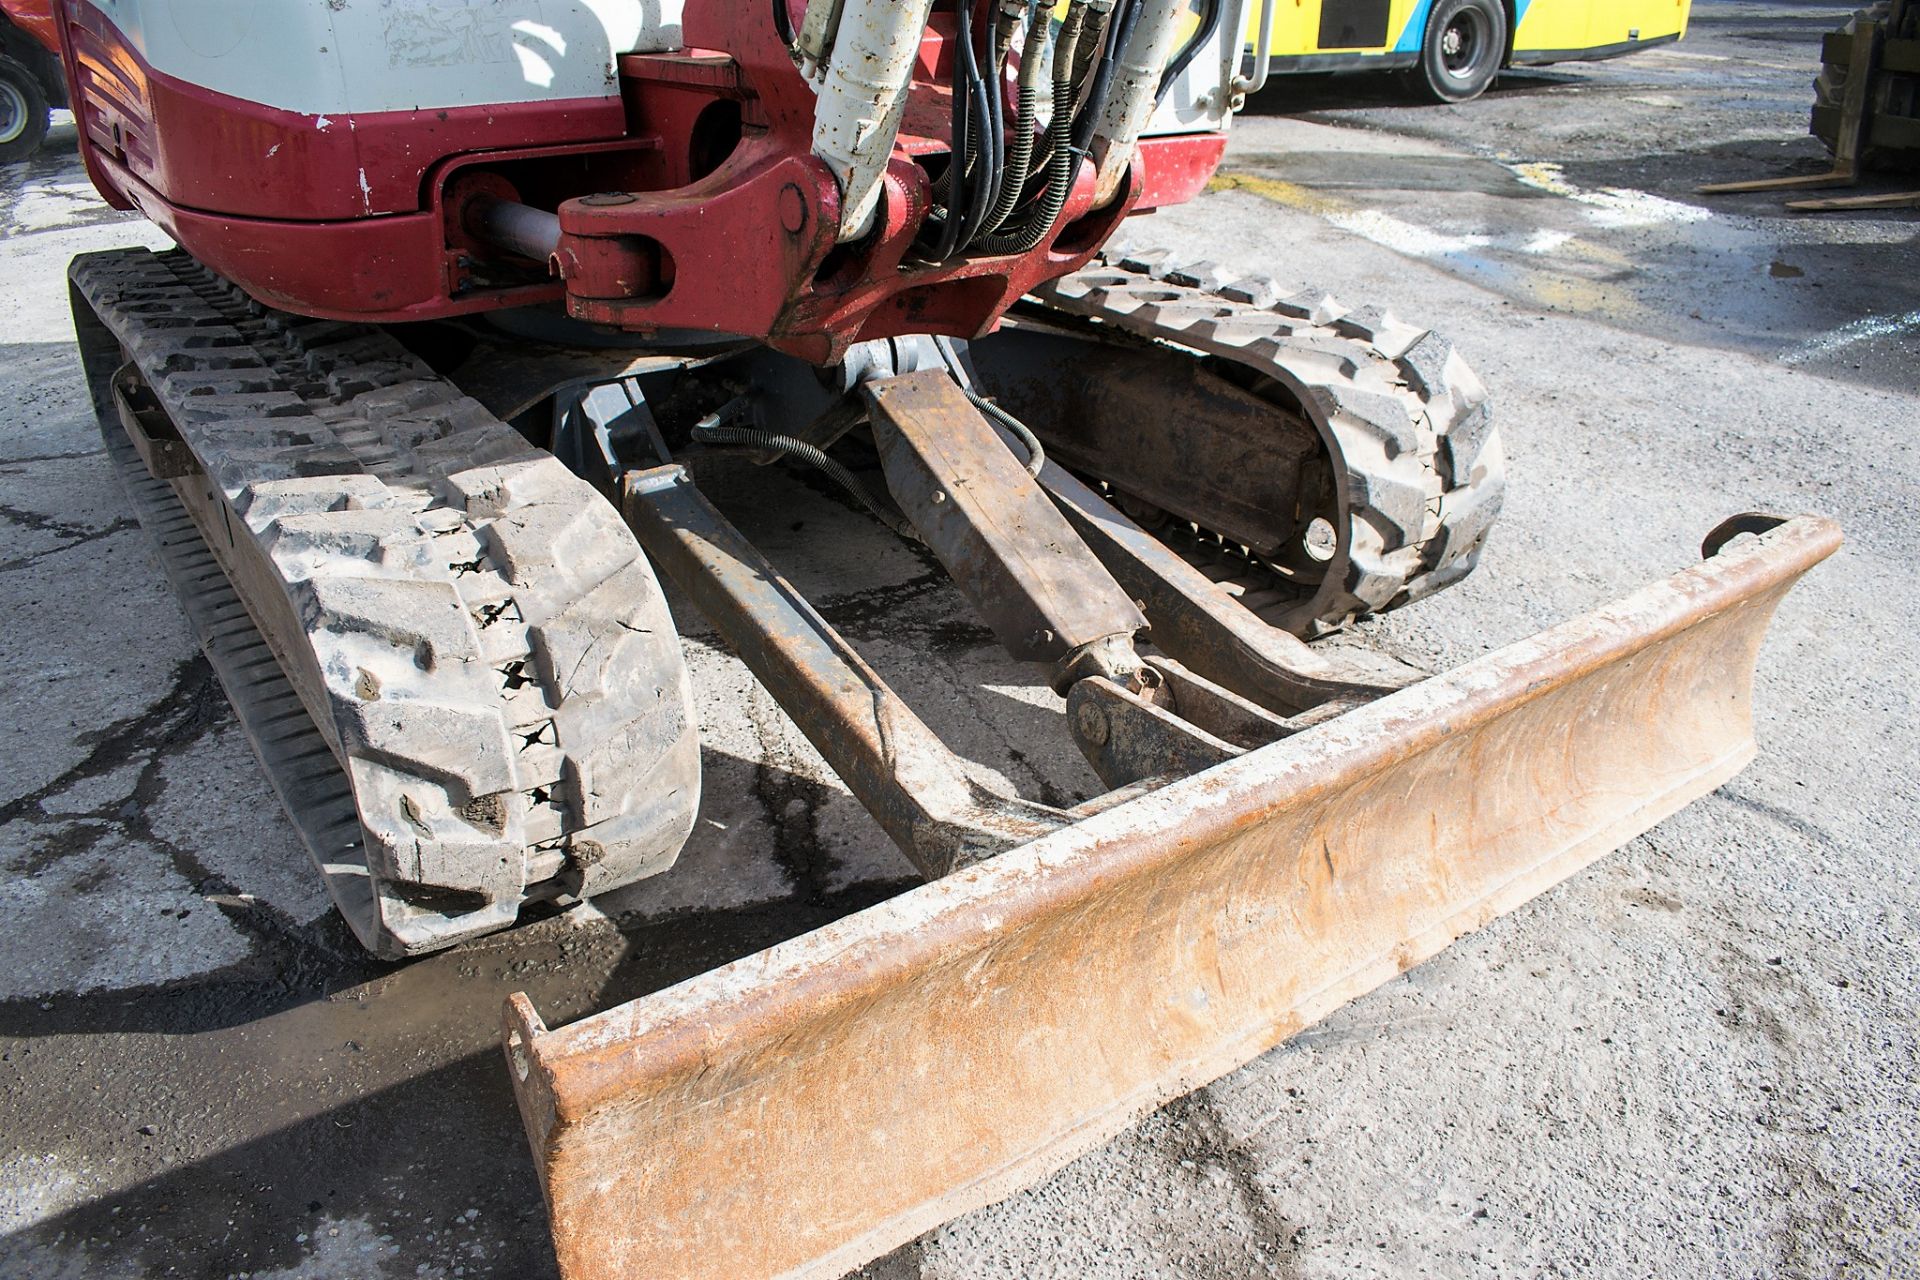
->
[1319,0,1394,51]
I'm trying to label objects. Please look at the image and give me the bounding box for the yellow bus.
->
[1242,0,1693,103]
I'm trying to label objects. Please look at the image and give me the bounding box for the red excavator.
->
[43,2,1834,1277]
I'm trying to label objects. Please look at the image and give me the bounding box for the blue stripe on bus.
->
[1395,0,1534,52]
[1393,0,1435,51]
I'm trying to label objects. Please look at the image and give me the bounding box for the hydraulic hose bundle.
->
[979,1,1053,236]
[923,0,1124,260]
[793,0,1212,261]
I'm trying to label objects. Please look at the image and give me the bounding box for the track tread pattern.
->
[72,248,699,957]
[1032,247,1505,631]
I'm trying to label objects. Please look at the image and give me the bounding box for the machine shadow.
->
[1236,67,1587,118]
[0,742,922,1043]
[0,782,924,1275]
[0,1051,567,1278]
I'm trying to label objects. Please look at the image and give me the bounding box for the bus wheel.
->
[1413,0,1507,104]
[0,56,50,165]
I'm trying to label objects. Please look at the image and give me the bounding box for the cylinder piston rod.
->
[465,196,563,264]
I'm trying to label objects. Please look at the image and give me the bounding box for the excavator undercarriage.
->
[73,238,1520,955]
[45,0,1835,1274]
[73,241,1835,1279]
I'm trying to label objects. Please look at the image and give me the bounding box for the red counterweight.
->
[53,0,1224,357]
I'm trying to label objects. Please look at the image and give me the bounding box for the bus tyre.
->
[0,56,49,165]
[1413,0,1508,104]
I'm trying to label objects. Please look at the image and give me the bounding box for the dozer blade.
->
[503,514,1837,1280]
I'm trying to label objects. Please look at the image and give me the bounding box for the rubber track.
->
[71,248,700,958]
[97,373,376,933]
[1031,246,1505,633]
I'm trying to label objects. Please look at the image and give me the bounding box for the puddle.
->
[1231,149,1553,198]
[1212,151,1920,390]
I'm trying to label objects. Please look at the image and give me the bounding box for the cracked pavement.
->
[2,4,1918,1277]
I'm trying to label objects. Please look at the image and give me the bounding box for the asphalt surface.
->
[2,3,1916,1277]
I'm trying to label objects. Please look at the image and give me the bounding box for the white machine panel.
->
[82,0,686,115]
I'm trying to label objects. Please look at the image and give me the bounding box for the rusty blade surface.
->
[505,515,1841,1280]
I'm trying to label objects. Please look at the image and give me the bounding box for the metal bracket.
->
[865,369,1148,683]
[1066,653,1340,788]
[1033,455,1410,715]
[1069,677,1241,789]
[113,365,200,480]
[622,464,1072,878]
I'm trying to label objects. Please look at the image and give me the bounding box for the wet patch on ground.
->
[1221,4,1920,394]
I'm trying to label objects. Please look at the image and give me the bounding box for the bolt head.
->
[1075,701,1110,747]
[777,182,809,234]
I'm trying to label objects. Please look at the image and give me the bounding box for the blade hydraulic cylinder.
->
[866,370,1149,685]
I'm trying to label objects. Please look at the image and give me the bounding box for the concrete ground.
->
[1,2,1915,1276]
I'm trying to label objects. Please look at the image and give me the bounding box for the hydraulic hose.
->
[934,336,1046,478]
[690,406,920,542]
[926,0,991,260]
[1074,0,1142,154]
[974,1,1089,256]
[979,1,1007,230]
[972,393,1047,478]
[952,0,999,252]
[979,0,1051,237]
[1156,0,1220,102]
[928,2,974,262]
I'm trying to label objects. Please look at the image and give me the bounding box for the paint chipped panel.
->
[382,3,517,69]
